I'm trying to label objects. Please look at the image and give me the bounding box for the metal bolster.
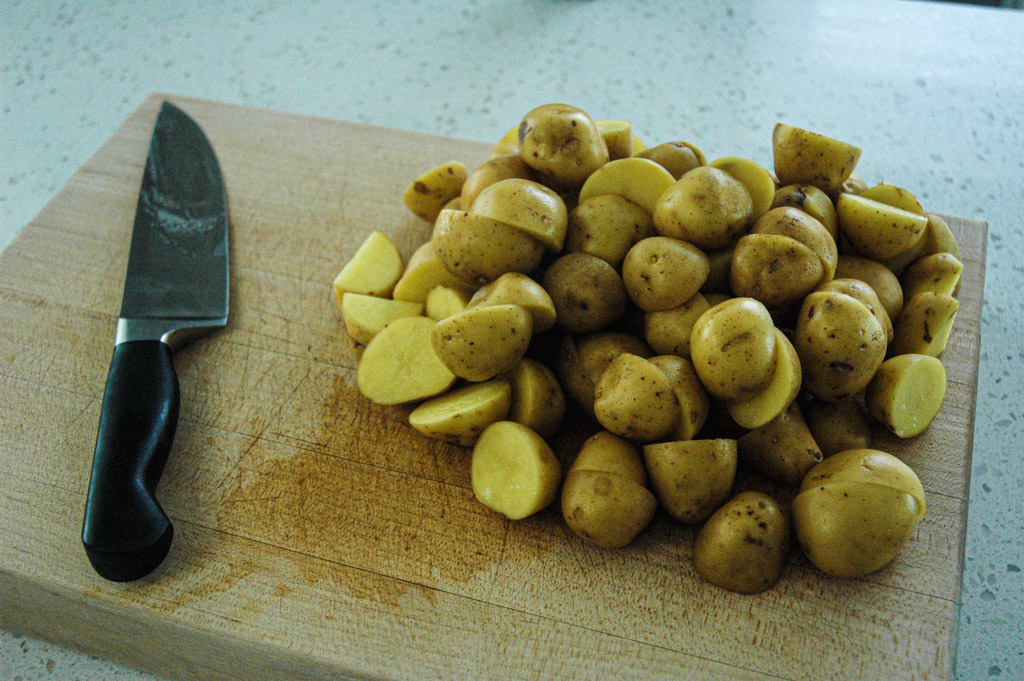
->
[115,317,227,351]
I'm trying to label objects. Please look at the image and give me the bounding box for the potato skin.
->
[643,293,711,359]
[772,184,839,242]
[466,272,557,333]
[803,398,872,457]
[636,141,705,179]
[834,255,904,324]
[730,233,824,309]
[690,297,777,402]
[653,167,753,250]
[622,236,711,312]
[432,209,545,286]
[431,304,534,381]
[772,123,862,195]
[643,439,737,523]
[561,470,657,549]
[461,154,536,209]
[565,194,653,268]
[557,333,652,420]
[518,103,609,190]
[543,253,629,334]
[593,353,680,442]
[737,401,823,487]
[816,277,893,343]
[692,491,790,594]
[506,358,566,439]
[571,431,648,484]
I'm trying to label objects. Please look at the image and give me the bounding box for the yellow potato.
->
[878,229,929,275]
[518,103,609,190]
[578,157,676,214]
[693,491,790,594]
[816,277,893,343]
[772,123,862,194]
[557,333,651,420]
[709,156,776,221]
[409,380,512,446]
[431,304,533,381]
[465,272,557,333]
[392,241,476,303]
[771,184,839,242]
[803,398,872,457]
[738,401,823,487]
[432,209,545,286]
[653,166,753,250]
[356,316,456,405]
[461,154,537,209]
[565,194,654,268]
[635,141,705,179]
[332,231,404,300]
[730,233,825,309]
[890,292,959,357]
[727,329,801,430]
[841,171,869,195]
[922,213,961,259]
[469,178,568,251]
[593,353,680,442]
[622,236,711,312]
[424,286,470,321]
[472,421,562,520]
[643,439,736,523]
[506,358,566,439]
[837,193,929,261]
[751,206,837,282]
[630,133,648,155]
[570,431,648,484]
[647,355,711,440]
[341,293,424,345]
[865,354,946,438]
[643,293,711,358]
[900,252,963,300]
[402,161,468,223]
[834,254,904,323]
[700,247,735,294]
[690,297,777,402]
[542,253,629,334]
[561,469,657,548]
[596,119,633,160]
[858,183,925,216]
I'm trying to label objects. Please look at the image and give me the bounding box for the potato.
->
[793,449,925,578]
[357,316,456,405]
[690,297,777,402]
[469,178,568,251]
[708,157,776,222]
[643,439,736,523]
[471,421,561,519]
[730,233,825,309]
[518,103,609,190]
[332,231,404,300]
[899,252,963,300]
[865,354,947,438]
[341,293,424,345]
[392,241,475,303]
[879,228,929,275]
[643,293,711,359]
[702,292,731,308]
[701,247,734,294]
[922,213,961,259]
[816,277,893,343]
[738,401,823,487]
[597,119,634,160]
[506,358,566,438]
[570,431,648,484]
[561,469,657,548]
[409,380,512,446]
[465,272,557,333]
[771,184,839,242]
[794,291,887,402]
[542,253,629,334]
[622,236,711,312]
[858,182,925,216]
[402,161,467,222]
[836,193,929,261]
[841,171,869,195]
[803,398,872,457]
[635,141,705,179]
[772,123,862,195]
[890,292,959,357]
[593,353,681,442]
[647,355,711,440]
[557,333,651,419]
[432,209,545,286]
[431,304,533,381]
[727,329,801,430]
[653,166,754,250]
[565,194,653,268]
[461,154,536,208]
[751,206,837,282]
[692,491,790,594]
[578,157,676,214]
[834,255,904,324]
[424,286,470,321]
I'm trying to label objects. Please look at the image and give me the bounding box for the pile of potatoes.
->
[332,103,962,594]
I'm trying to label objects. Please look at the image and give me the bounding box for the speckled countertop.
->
[1,1,1021,679]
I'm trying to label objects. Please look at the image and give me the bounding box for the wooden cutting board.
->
[0,93,986,681]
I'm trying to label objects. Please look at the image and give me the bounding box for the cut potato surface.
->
[332,231,404,300]
[506,358,565,439]
[837,193,929,261]
[409,380,512,446]
[425,285,471,321]
[392,241,474,303]
[865,354,947,438]
[356,316,456,405]
[900,252,963,300]
[402,161,467,223]
[728,329,801,429]
[578,157,676,214]
[471,421,562,519]
[858,183,925,216]
[772,123,862,195]
[596,119,633,160]
[341,293,424,346]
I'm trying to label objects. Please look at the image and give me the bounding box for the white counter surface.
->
[2,1,1021,679]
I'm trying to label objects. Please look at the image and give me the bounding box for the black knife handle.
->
[82,340,179,582]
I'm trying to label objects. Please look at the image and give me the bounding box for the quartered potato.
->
[643,439,737,523]
[392,241,475,303]
[333,231,404,300]
[356,316,456,405]
[402,161,467,222]
[431,304,533,381]
[578,157,676,214]
[865,354,947,438]
[635,141,705,179]
[469,178,568,251]
[341,293,424,345]
[772,123,862,195]
[727,328,801,430]
[472,421,562,520]
[506,358,566,439]
[465,272,557,333]
[890,291,959,357]
[900,252,963,300]
[653,166,754,250]
[409,380,512,446]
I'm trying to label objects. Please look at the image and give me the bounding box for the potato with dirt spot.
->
[653,167,754,250]
[751,206,837,283]
[730,233,825,309]
[834,255,904,324]
[771,184,839,242]
[643,439,737,523]
[816,278,893,343]
[430,304,533,381]
[689,297,778,402]
[432,209,545,286]
[402,161,468,222]
[518,103,609,190]
[461,154,537,209]
[647,355,711,441]
[899,252,963,300]
[593,353,681,442]
[543,253,629,334]
[772,123,862,195]
[622,236,711,312]
[557,333,652,420]
[465,272,557,333]
[469,178,568,251]
[890,292,959,357]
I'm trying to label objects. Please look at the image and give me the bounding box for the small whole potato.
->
[431,304,534,381]
[635,141,705,179]
[692,491,790,594]
[653,166,754,250]
[543,253,629,334]
[557,333,652,419]
[621,236,711,312]
[518,103,609,190]
[690,297,778,402]
[565,194,653,268]
[593,353,680,442]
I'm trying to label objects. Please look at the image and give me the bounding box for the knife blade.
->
[81,101,229,582]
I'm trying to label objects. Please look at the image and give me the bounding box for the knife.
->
[81,101,229,582]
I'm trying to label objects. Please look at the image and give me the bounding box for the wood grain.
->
[0,93,987,681]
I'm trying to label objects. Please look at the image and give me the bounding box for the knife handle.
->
[82,340,179,582]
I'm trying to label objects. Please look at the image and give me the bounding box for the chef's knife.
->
[82,101,229,582]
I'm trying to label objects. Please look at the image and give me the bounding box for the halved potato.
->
[341,293,424,345]
[561,469,657,548]
[837,193,929,261]
[727,329,801,429]
[578,157,676,214]
[570,431,648,484]
[900,253,963,300]
[597,119,634,160]
[643,439,737,523]
[643,293,711,358]
[393,241,475,303]
[431,304,533,381]
[865,354,946,438]
[593,353,680,442]
[647,355,710,441]
[890,292,959,358]
[506,358,566,439]
[469,178,568,251]
[471,421,562,519]
[858,183,925,216]
[772,123,862,195]
[922,213,961,259]
[834,255,904,324]
[771,184,839,242]
[402,161,468,223]
[409,380,512,446]
[356,316,456,405]
[432,209,545,286]
[465,272,557,333]
[332,231,404,300]
[425,286,471,321]
[635,141,705,179]
[461,154,537,209]
[709,157,776,221]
